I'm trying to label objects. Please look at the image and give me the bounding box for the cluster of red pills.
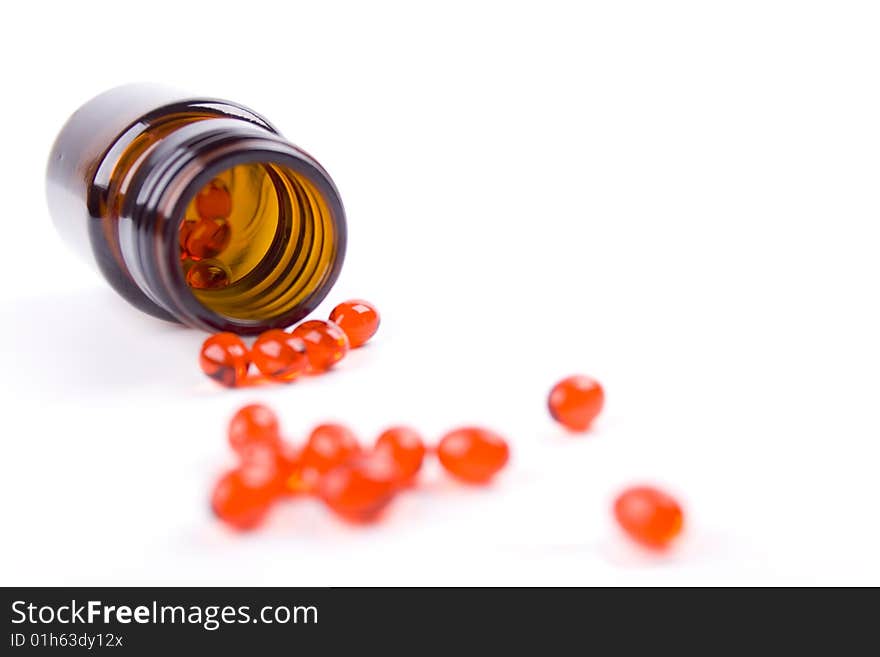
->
[180,179,235,290]
[211,403,510,529]
[207,364,684,549]
[198,299,380,388]
[200,294,683,550]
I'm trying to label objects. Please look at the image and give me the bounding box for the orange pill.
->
[179,216,231,259]
[199,333,250,388]
[291,320,350,373]
[614,485,684,549]
[375,426,426,485]
[298,423,361,482]
[186,259,231,290]
[436,427,510,484]
[210,468,277,531]
[329,299,380,348]
[196,178,232,220]
[316,451,398,523]
[251,330,309,382]
[548,375,605,432]
[228,403,281,455]
[238,442,286,491]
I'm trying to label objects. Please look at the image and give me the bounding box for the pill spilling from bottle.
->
[194,285,685,551]
[198,299,380,387]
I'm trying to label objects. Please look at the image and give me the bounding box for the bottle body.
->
[46,85,346,334]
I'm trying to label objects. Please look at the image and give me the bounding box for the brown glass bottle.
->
[46,85,346,334]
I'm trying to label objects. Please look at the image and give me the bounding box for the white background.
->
[1,1,878,586]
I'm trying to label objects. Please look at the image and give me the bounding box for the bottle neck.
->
[119,119,347,334]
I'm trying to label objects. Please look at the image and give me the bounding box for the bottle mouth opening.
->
[162,150,346,333]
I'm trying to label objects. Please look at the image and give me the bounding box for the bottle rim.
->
[122,122,347,334]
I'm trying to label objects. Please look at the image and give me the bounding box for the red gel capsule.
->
[237,442,284,489]
[228,404,281,455]
[196,178,233,220]
[316,451,398,523]
[291,320,350,373]
[329,299,380,348]
[180,216,231,260]
[186,259,231,290]
[251,330,309,382]
[375,426,426,485]
[240,440,303,497]
[298,423,361,484]
[210,468,277,531]
[548,375,605,432]
[436,427,510,484]
[199,333,250,388]
[614,485,684,549]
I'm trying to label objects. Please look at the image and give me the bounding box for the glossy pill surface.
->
[210,469,276,531]
[291,320,350,373]
[329,299,380,348]
[180,216,231,260]
[375,426,426,485]
[195,178,233,220]
[548,375,605,432]
[186,259,231,290]
[299,423,361,480]
[251,330,309,382]
[437,427,510,484]
[228,404,281,455]
[317,451,397,522]
[199,333,250,388]
[614,486,684,549]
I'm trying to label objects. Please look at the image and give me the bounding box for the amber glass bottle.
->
[46,85,346,334]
